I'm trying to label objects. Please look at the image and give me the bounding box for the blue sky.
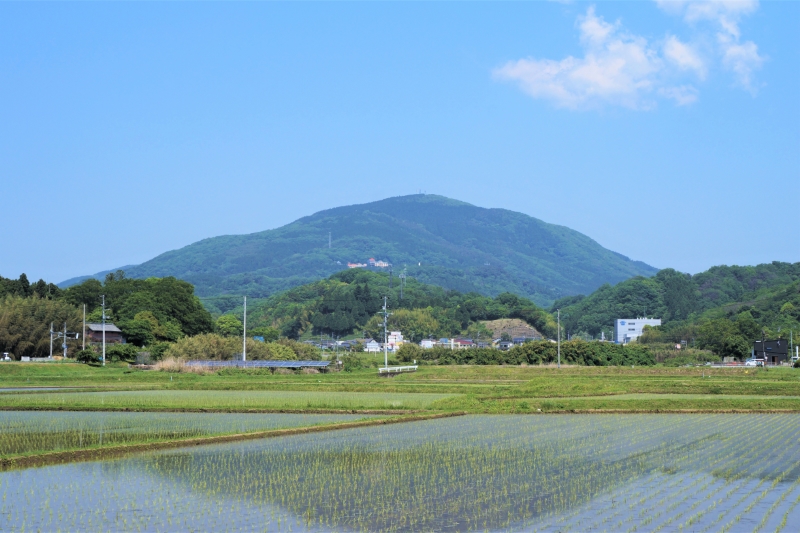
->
[1,1,797,283]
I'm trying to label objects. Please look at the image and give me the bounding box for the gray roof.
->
[86,323,123,333]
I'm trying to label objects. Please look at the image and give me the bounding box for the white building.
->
[386,331,404,351]
[614,318,661,344]
[364,340,381,353]
[419,339,435,349]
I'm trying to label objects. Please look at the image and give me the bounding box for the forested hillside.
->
[0,272,214,359]
[550,262,800,360]
[245,269,557,342]
[551,262,800,338]
[60,194,657,307]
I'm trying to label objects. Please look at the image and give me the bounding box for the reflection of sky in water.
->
[1,414,799,532]
[0,411,376,456]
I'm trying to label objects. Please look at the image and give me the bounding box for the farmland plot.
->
[0,411,376,457]
[0,389,450,411]
[1,414,799,532]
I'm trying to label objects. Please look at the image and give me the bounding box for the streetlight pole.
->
[557,309,561,369]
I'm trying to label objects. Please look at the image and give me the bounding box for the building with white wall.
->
[614,318,662,344]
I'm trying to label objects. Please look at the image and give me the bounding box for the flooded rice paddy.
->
[1,414,799,532]
[0,389,451,410]
[0,411,375,456]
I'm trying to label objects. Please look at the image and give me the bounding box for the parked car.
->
[745,358,764,367]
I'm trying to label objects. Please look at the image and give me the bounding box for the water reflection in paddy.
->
[1,414,799,532]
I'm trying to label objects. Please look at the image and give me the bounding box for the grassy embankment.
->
[1,362,798,414]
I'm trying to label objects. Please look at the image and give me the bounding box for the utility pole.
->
[51,322,80,359]
[62,323,68,358]
[382,296,391,370]
[82,304,86,351]
[399,268,406,300]
[557,309,561,369]
[101,295,106,366]
[242,296,247,362]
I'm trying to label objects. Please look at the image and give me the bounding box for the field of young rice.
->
[0,389,451,411]
[1,414,799,532]
[0,411,375,457]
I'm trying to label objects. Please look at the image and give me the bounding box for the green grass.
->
[1,362,798,413]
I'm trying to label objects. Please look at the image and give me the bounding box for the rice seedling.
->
[1,413,799,532]
[0,390,451,412]
[0,411,376,458]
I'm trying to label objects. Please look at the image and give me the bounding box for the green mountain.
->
[61,194,657,307]
[552,262,800,338]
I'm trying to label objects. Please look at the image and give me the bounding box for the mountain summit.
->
[62,195,656,306]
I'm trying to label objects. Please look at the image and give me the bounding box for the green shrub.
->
[75,349,99,364]
[106,343,139,363]
[409,340,655,366]
[148,342,172,361]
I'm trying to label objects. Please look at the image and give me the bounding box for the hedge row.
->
[397,340,655,366]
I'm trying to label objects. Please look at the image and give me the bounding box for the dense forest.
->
[550,262,800,360]
[0,271,214,360]
[245,269,557,342]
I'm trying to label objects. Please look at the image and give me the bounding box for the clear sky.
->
[1,1,797,283]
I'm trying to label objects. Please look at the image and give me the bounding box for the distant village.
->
[347,258,390,269]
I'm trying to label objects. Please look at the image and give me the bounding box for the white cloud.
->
[656,0,764,91]
[719,37,764,91]
[659,85,699,105]
[664,36,706,78]
[494,7,666,110]
[495,2,764,110]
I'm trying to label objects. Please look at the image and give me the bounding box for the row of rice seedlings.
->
[0,411,372,456]
[2,414,800,532]
[568,414,744,529]
[624,416,765,532]
[720,455,800,533]
[753,467,800,532]
[0,389,451,411]
[662,416,792,529]
[642,414,791,532]
[692,427,800,533]
[518,415,752,532]
[712,416,800,533]
[529,416,722,531]
[528,414,791,533]
[550,415,760,532]
[773,485,800,533]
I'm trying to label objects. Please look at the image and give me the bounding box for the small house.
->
[753,339,789,365]
[85,323,125,344]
